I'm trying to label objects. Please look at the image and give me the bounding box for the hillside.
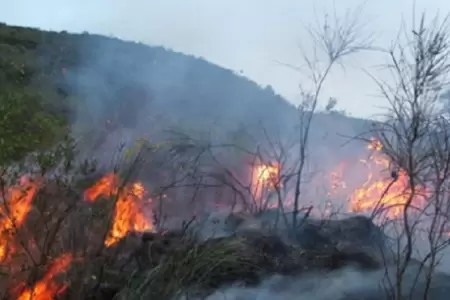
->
[0,21,378,237]
[2,23,450,300]
[0,23,370,160]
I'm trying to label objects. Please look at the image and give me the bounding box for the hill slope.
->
[0,22,370,164]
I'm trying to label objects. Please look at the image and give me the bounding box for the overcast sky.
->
[1,0,448,118]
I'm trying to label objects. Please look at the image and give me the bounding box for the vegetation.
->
[0,19,372,300]
[0,22,367,150]
[1,7,450,300]
[0,22,291,128]
[367,14,450,300]
[116,229,379,300]
[0,89,66,165]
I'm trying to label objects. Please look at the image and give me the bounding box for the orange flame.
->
[328,163,347,196]
[84,173,118,200]
[84,173,153,246]
[17,253,72,300]
[348,138,425,220]
[251,163,280,200]
[0,176,39,262]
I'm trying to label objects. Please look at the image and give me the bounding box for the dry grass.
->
[114,229,381,300]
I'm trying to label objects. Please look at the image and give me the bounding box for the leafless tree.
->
[366,12,450,300]
[276,4,374,230]
[155,6,375,233]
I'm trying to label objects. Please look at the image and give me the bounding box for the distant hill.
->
[0,22,371,166]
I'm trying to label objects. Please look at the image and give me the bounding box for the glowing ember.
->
[368,137,383,151]
[328,163,347,196]
[0,176,39,262]
[131,182,145,199]
[253,163,280,188]
[255,164,279,184]
[17,253,72,300]
[84,173,153,246]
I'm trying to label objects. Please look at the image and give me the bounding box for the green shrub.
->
[0,88,66,166]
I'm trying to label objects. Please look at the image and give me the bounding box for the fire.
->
[244,138,425,221]
[17,253,72,300]
[368,138,383,151]
[0,176,39,262]
[349,170,417,218]
[84,173,118,200]
[348,138,424,220]
[251,163,280,200]
[84,173,153,247]
[328,163,347,196]
[255,164,279,184]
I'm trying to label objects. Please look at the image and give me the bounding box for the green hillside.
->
[0,22,370,165]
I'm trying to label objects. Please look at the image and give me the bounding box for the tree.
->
[0,88,65,166]
[169,5,375,231]
[367,13,450,300]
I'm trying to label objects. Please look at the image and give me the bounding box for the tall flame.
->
[84,173,153,246]
[252,163,279,194]
[17,253,72,300]
[0,176,38,262]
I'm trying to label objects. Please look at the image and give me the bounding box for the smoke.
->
[56,31,392,259]
[35,21,450,287]
[190,264,449,300]
[3,2,450,299]
[57,28,370,172]
[179,209,450,300]
[5,0,442,119]
[200,269,382,300]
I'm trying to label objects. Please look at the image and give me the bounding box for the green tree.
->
[0,88,65,166]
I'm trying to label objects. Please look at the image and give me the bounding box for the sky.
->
[1,0,448,119]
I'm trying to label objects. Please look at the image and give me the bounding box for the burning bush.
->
[0,134,154,299]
